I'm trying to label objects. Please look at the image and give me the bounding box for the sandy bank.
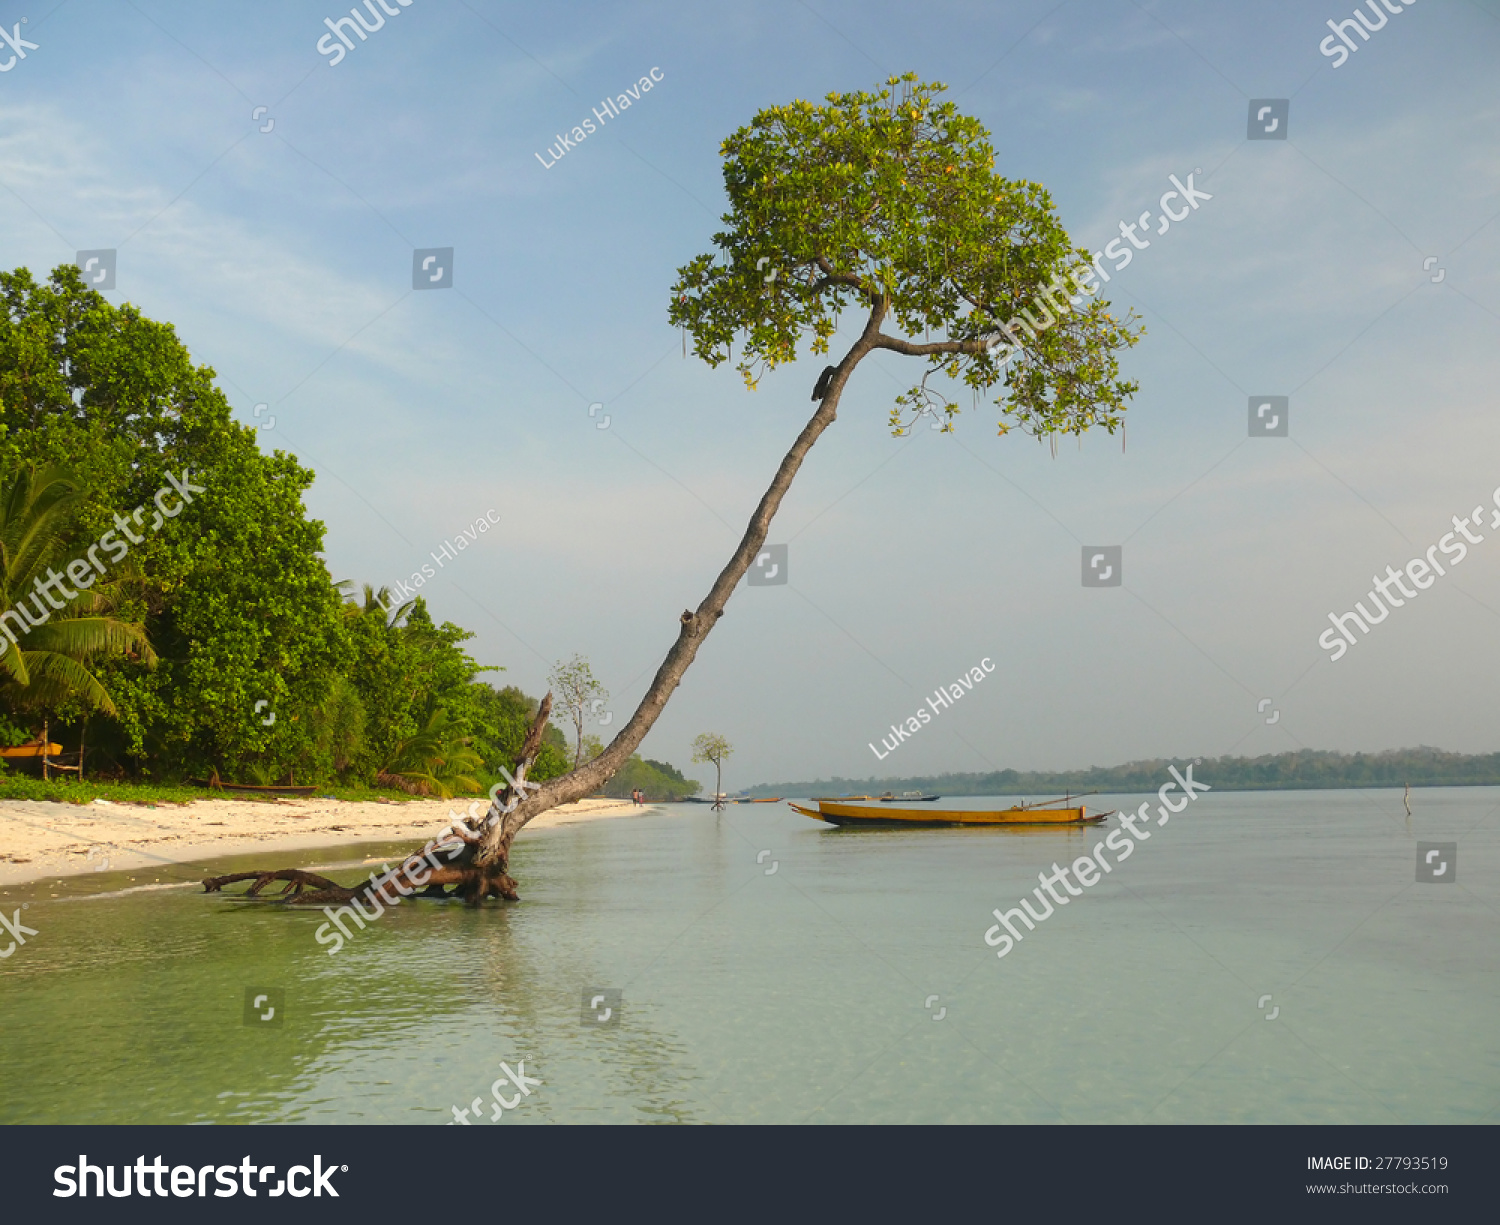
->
[0,794,660,888]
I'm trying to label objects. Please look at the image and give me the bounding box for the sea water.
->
[0,787,1494,1124]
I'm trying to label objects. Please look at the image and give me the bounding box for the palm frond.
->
[18,615,157,666]
[0,651,117,714]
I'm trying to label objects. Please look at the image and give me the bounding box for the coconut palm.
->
[0,463,156,716]
[334,579,415,628]
[376,704,483,798]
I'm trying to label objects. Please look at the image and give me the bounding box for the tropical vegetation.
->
[0,263,683,795]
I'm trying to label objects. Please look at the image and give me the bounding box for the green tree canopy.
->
[0,263,351,778]
[669,73,1142,437]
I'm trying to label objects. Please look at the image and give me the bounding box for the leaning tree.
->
[207,74,1142,908]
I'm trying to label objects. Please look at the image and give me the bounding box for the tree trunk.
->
[202,298,888,905]
[478,300,888,868]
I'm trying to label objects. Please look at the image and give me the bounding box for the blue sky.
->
[2,0,1498,789]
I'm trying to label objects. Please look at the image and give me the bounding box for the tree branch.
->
[873,332,1002,357]
[812,256,876,301]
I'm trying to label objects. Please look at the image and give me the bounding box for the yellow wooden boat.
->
[789,798,1110,827]
[0,741,62,758]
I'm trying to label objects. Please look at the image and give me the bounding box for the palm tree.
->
[377,704,483,798]
[0,463,156,718]
[335,579,415,628]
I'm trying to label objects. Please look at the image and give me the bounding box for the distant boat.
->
[811,792,940,802]
[683,794,782,805]
[790,795,1111,827]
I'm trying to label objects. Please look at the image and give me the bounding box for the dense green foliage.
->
[743,747,1500,797]
[0,265,682,793]
[668,74,1142,437]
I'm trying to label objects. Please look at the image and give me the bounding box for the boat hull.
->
[189,780,318,797]
[789,801,1106,827]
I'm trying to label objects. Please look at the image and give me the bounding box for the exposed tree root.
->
[203,699,550,907]
[201,869,348,897]
[201,842,519,907]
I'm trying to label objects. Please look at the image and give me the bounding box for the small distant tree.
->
[548,654,608,769]
[692,733,734,811]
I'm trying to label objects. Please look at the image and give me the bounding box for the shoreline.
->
[0,794,664,889]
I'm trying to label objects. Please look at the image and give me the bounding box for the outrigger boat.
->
[789,792,1112,828]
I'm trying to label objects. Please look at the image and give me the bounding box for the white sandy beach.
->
[0,794,658,888]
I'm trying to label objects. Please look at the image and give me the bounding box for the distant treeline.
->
[597,756,701,803]
[743,747,1500,798]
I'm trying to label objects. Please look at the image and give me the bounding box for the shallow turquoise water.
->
[1,788,1495,1124]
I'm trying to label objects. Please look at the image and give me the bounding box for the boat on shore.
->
[790,794,1112,827]
[189,779,319,798]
